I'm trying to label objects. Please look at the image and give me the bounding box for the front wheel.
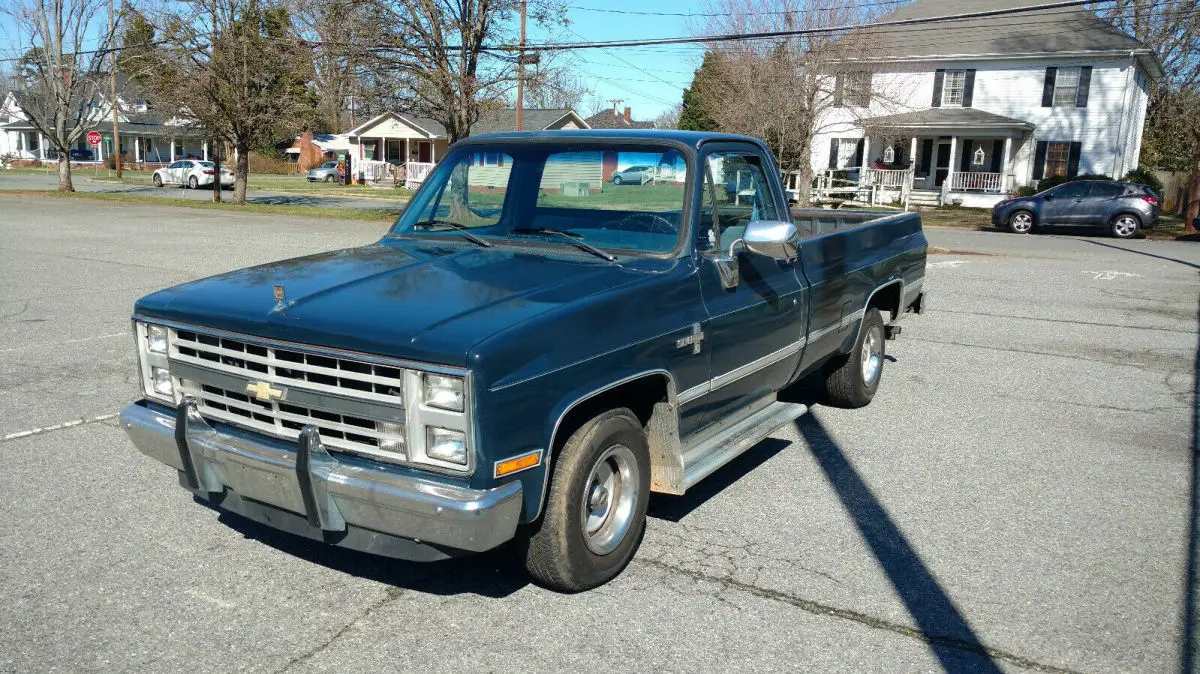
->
[324,175,334,183]
[824,308,885,408]
[152,174,162,187]
[1008,210,1034,234]
[612,175,623,185]
[1111,214,1140,239]
[521,408,650,592]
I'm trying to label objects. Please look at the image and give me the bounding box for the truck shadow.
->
[1183,299,1200,672]
[206,504,531,598]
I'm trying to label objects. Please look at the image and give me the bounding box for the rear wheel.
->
[1111,213,1140,239]
[521,408,649,592]
[1008,210,1034,234]
[824,308,885,408]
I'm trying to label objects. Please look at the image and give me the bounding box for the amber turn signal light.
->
[494,450,542,478]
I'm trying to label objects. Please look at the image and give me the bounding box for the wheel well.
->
[867,281,903,322]
[551,374,669,456]
[1111,211,1143,224]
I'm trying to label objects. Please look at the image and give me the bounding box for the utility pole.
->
[515,0,526,131]
[109,0,121,178]
[607,98,623,116]
[211,0,221,202]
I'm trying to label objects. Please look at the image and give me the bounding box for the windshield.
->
[390,143,690,256]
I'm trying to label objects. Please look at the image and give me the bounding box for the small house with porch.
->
[808,0,1162,208]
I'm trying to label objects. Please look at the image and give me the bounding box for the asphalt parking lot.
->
[1,195,1197,672]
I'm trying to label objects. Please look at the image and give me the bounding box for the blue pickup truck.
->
[120,130,927,591]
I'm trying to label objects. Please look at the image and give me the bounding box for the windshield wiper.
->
[510,227,615,262]
[411,220,493,247]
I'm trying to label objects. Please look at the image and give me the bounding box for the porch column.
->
[202,141,208,161]
[96,136,104,164]
[169,138,176,162]
[942,136,958,201]
[37,132,45,160]
[909,137,918,167]
[1001,137,1013,192]
[405,138,410,163]
[860,137,870,174]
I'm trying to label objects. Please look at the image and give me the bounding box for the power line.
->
[566,0,906,18]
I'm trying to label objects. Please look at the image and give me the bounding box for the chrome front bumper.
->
[120,399,523,559]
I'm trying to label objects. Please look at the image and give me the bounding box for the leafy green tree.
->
[678,54,718,132]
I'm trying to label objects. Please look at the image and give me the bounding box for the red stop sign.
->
[86,131,101,146]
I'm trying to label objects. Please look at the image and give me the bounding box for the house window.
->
[483,152,499,166]
[1044,142,1070,177]
[846,72,871,107]
[941,70,966,106]
[1053,67,1080,107]
[838,139,859,168]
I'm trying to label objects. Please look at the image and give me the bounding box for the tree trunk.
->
[57,155,74,192]
[1187,137,1200,233]
[795,162,814,208]
[234,140,250,205]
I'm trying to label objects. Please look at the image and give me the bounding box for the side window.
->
[1054,182,1091,199]
[704,152,780,249]
[1089,183,1124,199]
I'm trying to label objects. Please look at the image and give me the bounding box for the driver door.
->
[1041,182,1091,224]
[693,145,807,430]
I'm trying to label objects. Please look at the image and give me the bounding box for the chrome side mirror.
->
[742,220,800,261]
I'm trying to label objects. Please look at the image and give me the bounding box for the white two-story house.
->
[809,0,1163,208]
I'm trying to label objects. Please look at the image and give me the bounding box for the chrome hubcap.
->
[1012,213,1032,232]
[581,444,638,555]
[861,327,882,386]
[1115,217,1137,237]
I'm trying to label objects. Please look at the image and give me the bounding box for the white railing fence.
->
[404,161,435,190]
[862,168,910,188]
[949,171,1003,192]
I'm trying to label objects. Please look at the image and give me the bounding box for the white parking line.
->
[2,413,119,442]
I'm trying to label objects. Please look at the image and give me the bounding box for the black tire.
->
[152,174,162,187]
[1008,209,1034,234]
[824,308,886,409]
[612,175,623,185]
[1111,213,1140,239]
[521,407,650,592]
[188,176,198,189]
[324,175,334,183]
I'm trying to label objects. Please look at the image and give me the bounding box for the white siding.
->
[809,55,1153,187]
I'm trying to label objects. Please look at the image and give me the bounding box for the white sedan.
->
[152,160,234,189]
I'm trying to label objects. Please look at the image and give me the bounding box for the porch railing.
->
[949,171,1003,192]
[862,168,910,188]
[404,161,435,190]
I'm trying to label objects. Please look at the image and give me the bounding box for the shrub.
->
[248,151,299,175]
[1014,185,1039,197]
[1120,166,1164,196]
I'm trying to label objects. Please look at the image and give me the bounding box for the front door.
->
[693,145,808,430]
[418,141,432,163]
[934,142,952,186]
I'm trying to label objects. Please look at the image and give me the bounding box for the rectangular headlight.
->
[146,324,168,353]
[426,427,467,465]
[422,374,464,412]
[151,366,174,397]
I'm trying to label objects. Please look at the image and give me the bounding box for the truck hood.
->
[135,239,663,366]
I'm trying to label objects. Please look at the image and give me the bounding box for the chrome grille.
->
[177,379,406,462]
[170,328,404,405]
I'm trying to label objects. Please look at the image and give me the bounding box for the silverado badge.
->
[246,380,284,402]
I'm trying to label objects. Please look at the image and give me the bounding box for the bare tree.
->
[365,0,564,142]
[120,0,315,204]
[287,0,380,132]
[522,65,588,110]
[688,0,903,206]
[2,0,118,191]
[654,103,682,130]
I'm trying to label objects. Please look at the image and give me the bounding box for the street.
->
[1,195,1197,671]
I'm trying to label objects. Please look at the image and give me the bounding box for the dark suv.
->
[992,180,1160,239]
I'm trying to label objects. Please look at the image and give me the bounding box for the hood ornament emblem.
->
[273,284,286,305]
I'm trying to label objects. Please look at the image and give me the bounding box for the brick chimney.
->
[623,107,632,124]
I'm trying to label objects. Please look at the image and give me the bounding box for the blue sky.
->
[0,1,704,123]
[532,0,706,121]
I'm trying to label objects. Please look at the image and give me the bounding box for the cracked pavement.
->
[1,196,1197,671]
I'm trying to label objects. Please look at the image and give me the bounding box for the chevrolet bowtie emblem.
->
[246,380,284,402]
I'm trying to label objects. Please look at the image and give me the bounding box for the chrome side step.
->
[679,400,809,491]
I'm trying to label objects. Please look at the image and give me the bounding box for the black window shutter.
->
[1032,141,1049,179]
[833,74,844,107]
[852,139,864,167]
[932,69,945,107]
[1066,141,1082,177]
[1075,66,1092,107]
[828,138,840,169]
[959,139,973,172]
[962,70,977,107]
[990,139,1003,173]
[919,139,934,175]
[1042,67,1057,107]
